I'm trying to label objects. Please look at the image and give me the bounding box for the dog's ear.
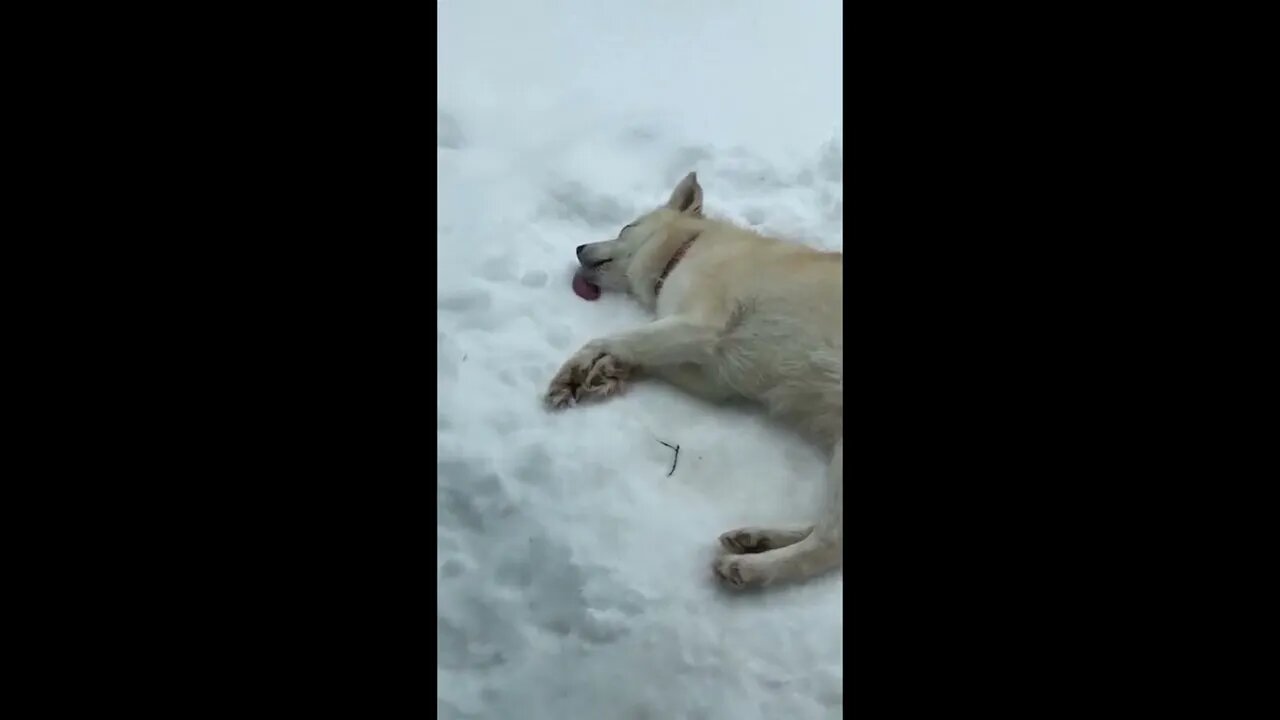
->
[665,172,703,216]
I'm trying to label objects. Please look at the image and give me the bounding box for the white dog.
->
[546,172,842,590]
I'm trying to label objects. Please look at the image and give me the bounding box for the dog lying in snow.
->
[546,172,842,591]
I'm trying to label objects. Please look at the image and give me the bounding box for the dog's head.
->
[573,172,703,300]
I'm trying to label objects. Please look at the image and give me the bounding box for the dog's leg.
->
[647,363,738,403]
[546,315,719,408]
[718,526,813,554]
[596,315,720,366]
[714,438,843,590]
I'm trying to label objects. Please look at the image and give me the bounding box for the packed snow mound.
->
[438,2,843,718]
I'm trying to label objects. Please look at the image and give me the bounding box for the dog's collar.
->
[654,232,700,298]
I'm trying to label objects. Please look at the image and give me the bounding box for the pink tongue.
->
[572,270,601,301]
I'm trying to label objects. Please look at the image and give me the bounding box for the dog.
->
[546,172,842,591]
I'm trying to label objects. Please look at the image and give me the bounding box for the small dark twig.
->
[657,440,680,477]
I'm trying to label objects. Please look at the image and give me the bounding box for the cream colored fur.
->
[546,172,842,591]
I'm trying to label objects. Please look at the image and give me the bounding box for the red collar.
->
[653,232,700,298]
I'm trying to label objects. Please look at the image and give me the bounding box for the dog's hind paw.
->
[713,555,769,591]
[719,526,812,554]
[719,528,773,554]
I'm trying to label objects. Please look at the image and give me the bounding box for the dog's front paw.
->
[579,353,631,401]
[545,345,618,410]
[713,554,771,591]
[545,350,597,409]
[545,384,576,410]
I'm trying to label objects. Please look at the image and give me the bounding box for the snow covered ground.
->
[437,2,843,717]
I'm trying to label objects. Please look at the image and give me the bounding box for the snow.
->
[437,2,843,717]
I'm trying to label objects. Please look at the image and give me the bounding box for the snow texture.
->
[438,2,843,717]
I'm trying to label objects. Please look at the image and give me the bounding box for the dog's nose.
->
[576,244,586,259]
